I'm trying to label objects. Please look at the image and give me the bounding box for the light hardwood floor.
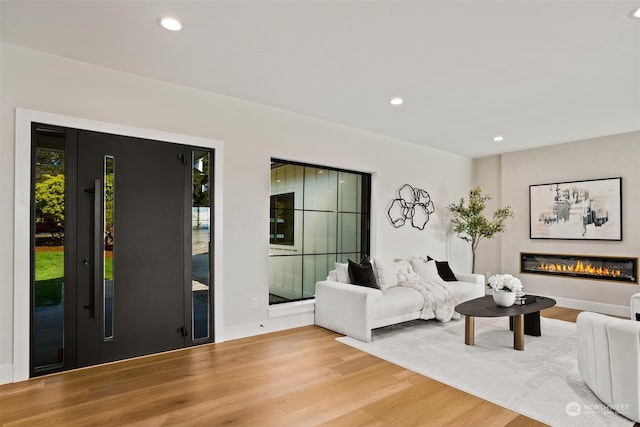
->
[1,307,581,426]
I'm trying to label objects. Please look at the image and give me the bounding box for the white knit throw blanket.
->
[400,279,460,322]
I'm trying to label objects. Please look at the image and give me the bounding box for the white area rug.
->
[337,317,634,427]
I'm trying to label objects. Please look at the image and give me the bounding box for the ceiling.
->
[2,1,639,158]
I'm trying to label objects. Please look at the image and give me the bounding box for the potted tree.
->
[448,186,513,273]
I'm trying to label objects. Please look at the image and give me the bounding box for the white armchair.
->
[576,310,640,422]
[631,293,640,321]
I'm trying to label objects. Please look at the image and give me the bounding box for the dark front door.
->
[75,130,187,367]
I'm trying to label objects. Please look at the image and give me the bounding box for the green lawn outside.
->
[35,251,113,306]
[35,251,64,281]
[35,252,63,306]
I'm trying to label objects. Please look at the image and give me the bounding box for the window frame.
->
[269,158,371,305]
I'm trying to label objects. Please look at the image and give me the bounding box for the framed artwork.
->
[529,177,622,240]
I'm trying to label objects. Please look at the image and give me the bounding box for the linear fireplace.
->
[520,252,638,284]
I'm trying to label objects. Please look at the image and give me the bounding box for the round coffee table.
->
[454,295,556,350]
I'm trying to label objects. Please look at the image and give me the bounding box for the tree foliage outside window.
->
[35,149,63,181]
[192,153,210,208]
[192,152,210,230]
[104,161,114,249]
[35,173,65,241]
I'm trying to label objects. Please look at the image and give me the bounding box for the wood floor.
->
[1,307,582,426]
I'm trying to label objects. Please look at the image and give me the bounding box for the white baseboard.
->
[268,299,315,318]
[552,296,630,318]
[222,311,315,342]
[1,363,13,385]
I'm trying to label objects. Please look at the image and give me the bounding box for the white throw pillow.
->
[372,258,400,290]
[409,258,443,283]
[369,256,379,282]
[394,259,421,283]
[334,262,351,284]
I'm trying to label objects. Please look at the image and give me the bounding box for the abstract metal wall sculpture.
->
[387,184,435,230]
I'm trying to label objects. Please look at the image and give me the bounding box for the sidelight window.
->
[192,150,212,340]
[32,127,66,373]
[103,156,115,340]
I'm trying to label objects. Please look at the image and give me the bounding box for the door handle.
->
[81,258,93,311]
[83,179,101,318]
[92,178,101,319]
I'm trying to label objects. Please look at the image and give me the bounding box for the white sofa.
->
[577,305,640,423]
[314,259,485,342]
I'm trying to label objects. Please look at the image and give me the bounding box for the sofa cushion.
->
[409,258,442,283]
[327,270,339,281]
[372,286,423,320]
[334,262,351,284]
[372,258,400,290]
[436,261,458,281]
[426,255,459,282]
[348,259,380,289]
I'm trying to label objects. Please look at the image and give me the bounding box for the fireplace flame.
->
[539,261,621,277]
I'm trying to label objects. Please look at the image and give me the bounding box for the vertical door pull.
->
[84,178,101,319]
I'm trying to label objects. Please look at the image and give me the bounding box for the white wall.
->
[0,43,473,383]
[472,155,504,279]
[474,131,640,316]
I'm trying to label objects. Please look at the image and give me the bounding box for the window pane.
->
[270,193,295,245]
[269,210,302,255]
[192,150,211,340]
[271,163,304,209]
[338,172,362,212]
[303,255,334,298]
[103,156,114,340]
[268,255,302,303]
[338,213,362,254]
[303,211,337,254]
[33,129,65,371]
[304,167,338,211]
[336,253,361,263]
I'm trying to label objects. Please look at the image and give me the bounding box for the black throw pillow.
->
[348,258,380,289]
[435,261,458,282]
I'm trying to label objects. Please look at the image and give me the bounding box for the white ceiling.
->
[2,0,639,158]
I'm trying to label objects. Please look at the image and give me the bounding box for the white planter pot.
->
[493,290,516,307]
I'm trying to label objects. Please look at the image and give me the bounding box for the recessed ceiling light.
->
[493,135,504,142]
[160,17,182,31]
[631,7,640,19]
[390,97,404,106]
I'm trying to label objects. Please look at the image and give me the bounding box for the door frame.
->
[13,108,224,382]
